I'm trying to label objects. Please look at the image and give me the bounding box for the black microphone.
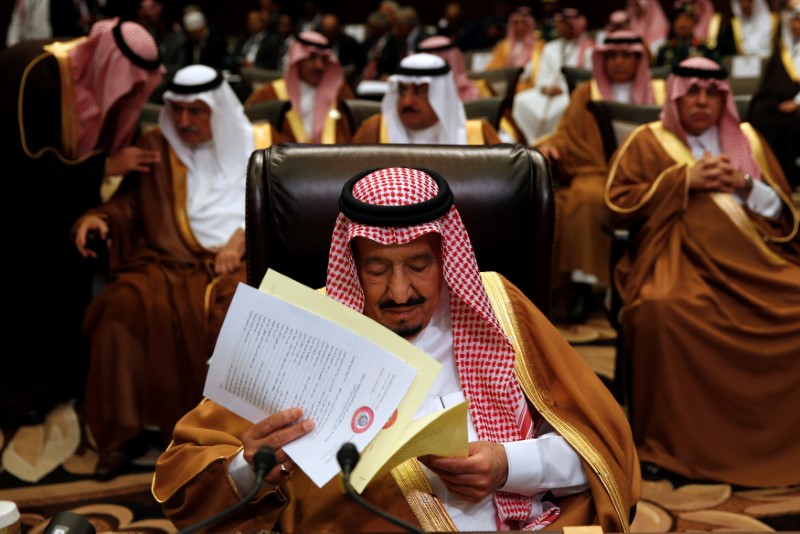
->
[43,511,96,534]
[337,442,424,534]
[178,446,276,534]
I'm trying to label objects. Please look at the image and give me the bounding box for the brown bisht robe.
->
[244,78,355,143]
[80,124,274,452]
[351,115,502,145]
[605,121,800,487]
[1,39,107,423]
[536,80,665,290]
[153,273,640,533]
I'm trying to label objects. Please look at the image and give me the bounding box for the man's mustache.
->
[379,296,426,310]
[178,125,202,134]
[400,106,419,114]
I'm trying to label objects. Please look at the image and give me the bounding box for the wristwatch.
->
[740,173,753,193]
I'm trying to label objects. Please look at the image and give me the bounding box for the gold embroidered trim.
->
[780,41,800,83]
[740,123,799,243]
[252,122,273,148]
[646,122,797,254]
[590,79,601,101]
[274,78,308,141]
[474,78,494,98]
[480,272,630,533]
[271,78,289,100]
[321,104,339,144]
[20,40,100,164]
[390,459,456,532]
[605,121,684,215]
[169,146,205,254]
[380,116,389,143]
[731,18,744,55]
[466,119,485,145]
[706,13,722,49]
[652,79,666,105]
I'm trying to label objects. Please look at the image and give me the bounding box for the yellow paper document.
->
[205,269,468,492]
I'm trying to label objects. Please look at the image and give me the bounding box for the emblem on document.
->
[351,406,374,433]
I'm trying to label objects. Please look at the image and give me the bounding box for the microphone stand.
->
[337,443,425,534]
[178,446,276,534]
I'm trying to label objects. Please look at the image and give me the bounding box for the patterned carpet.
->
[0,317,797,533]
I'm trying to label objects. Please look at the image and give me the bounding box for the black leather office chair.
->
[240,67,283,88]
[561,66,593,95]
[342,99,381,133]
[463,95,505,131]
[585,100,661,411]
[586,100,663,162]
[136,102,163,139]
[245,143,555,316]
[468,66,523,110]
[243,100,291,129]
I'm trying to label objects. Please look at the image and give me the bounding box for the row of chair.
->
[136,96,508,139]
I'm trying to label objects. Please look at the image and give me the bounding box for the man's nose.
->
[696,88,709,104]
[399,92,415,106]
[177,109,192,125]
[387,270,413,303]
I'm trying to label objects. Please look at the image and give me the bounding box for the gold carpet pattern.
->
[0,315,797,533]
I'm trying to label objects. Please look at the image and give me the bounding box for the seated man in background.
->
[417,36,490,101]
[715,0,780,58]
[153,167,640,532]
[72,65,280,480]
[654,2,720,68]
[511,8,595,143]
[485,7,545,93]
[748,6,799,190]
[352,53,501,144]
[0,17,163,427]
[605,57,800,487]
[536,31,664,323]
[245,31,354,143]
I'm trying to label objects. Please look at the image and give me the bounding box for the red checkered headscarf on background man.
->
[416,36,480,101]
[592,31,655,104]
[68,18,163,156]
[327,167,550,530]
[503,7,538,69]
[661,56,761,180]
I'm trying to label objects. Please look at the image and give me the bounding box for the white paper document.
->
[204,271,453,490]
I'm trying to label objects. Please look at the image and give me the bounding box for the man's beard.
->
[380,296,426,339]
[392,323,424,339]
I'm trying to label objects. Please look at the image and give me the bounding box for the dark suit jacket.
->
[232,31,281,70]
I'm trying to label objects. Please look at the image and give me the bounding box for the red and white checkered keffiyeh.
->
[285,31,343,144]
[592,30,655,104]
[69,18,163,156]
[327,167,554,530]
[660,57,761,180]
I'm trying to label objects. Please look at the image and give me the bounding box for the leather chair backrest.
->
[137,102,163,138]
[733,94,750,122]
[561,66,593,94]
[463,96,505,130]
[720,54,769,95]
[586,100,663,161]
[342,99,381,132]
[649,65,671,79]
[246,143,555,316]
[240,67,284,94]
[244,100,291,129]
[468,66,523,108]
